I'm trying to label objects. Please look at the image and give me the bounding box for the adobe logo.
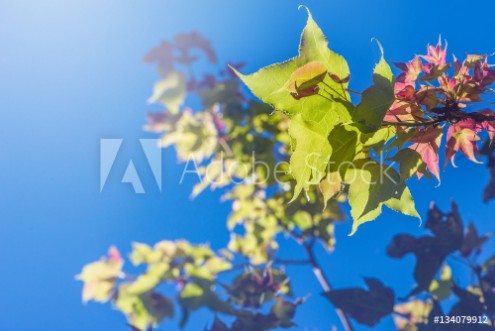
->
[99,139,162,193]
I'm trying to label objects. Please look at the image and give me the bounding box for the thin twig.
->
[279,223,354,331]
[381,118,443,128]
[273,258,311,265]
[303,241,354,331]
[218,137,233,156]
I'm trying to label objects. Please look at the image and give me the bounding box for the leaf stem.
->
[381,118,443,128]
[346,88,362,95]
[322,81,348,101]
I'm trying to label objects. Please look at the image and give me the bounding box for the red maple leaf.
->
[409,127,443,182]
[445,119,482,166]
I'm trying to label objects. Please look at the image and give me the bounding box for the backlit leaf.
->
[286,61,327,95]
[345,160,420,234]
[354,42,395,133]
[148,71,187,113]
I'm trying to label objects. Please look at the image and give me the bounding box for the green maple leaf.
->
[345,160,420,234]
[354,41,395,133]
[391,148,431,181]
[147,71,187,113]
[233,8,353,199]
[232,8,352,121]
[289,113,333,200]
[328,124,359,177]
[233,8,418,231]
[115,286,174,330]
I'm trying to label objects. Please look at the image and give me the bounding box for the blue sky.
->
[1,0,495,330]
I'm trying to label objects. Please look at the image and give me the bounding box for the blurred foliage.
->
[325,203,494,329]
[79,9,495,331]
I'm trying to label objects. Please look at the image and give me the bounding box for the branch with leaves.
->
[78,7,495,331]
[236,8,495,233]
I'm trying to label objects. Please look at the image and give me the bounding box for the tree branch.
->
[278,222,354,330]
[381,118,443,128]
[381,112,495,128]
[273,258,311,265]
[303,242,354,331]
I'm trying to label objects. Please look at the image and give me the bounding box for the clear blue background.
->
[1,0,494,330]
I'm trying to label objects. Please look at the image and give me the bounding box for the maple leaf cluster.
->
[79,8,495,331]
[387,41,495,179]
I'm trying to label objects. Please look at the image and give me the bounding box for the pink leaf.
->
[174,31,217,64]
[421,40,447,67]
[108,246,122,263]
[409,127,443,182]
[480,109,495,141]
[445,121,482,166]
[142,40,175,73]
[395,56,423,84]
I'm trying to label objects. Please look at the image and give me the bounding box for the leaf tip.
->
[228,64,244,79]
[297,4,311,16]
[348,223,358,236]
[371,38,384,58]
[288,191,300,204]
[416,215,423,228]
